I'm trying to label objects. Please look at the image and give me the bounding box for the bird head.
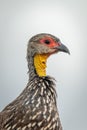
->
[27,33,70,77]
[28,33,70,55]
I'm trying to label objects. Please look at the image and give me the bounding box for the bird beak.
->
[56,43,70,54]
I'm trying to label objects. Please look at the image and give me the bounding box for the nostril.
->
[57,42,61,46]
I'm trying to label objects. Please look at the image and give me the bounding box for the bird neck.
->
[34,54,49,77]
[27,53,49,80]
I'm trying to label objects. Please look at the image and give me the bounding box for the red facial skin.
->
[40,37,61,48]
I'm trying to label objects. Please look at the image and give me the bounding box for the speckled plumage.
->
[0,76,62,130]
[0,33,69,130]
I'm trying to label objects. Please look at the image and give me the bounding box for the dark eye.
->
[44,40,51,44]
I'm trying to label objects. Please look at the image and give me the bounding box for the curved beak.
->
[57,43,70,54]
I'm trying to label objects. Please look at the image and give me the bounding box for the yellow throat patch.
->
[34,54,49,77]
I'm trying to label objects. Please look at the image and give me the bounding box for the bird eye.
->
[44,40,51,44]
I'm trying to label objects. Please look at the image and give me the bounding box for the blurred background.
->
[0,0,87,129]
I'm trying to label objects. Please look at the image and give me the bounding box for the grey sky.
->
[0,0,87,130]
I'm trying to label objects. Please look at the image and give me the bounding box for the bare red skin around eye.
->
[40,37,60,48]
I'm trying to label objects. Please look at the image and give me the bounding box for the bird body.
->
[0,33,69,130]
[0,76,62,130]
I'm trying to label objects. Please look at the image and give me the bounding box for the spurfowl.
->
[0,33,70,130]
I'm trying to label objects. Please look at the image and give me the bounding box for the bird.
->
[0,33,70,130]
